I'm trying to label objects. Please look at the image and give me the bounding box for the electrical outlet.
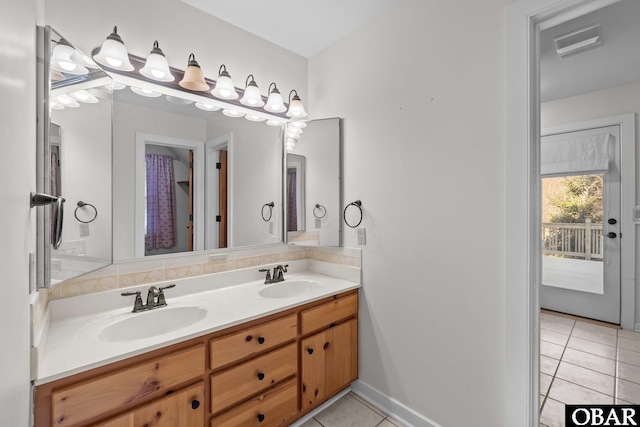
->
[269,221,274,234]
[315,218,321,229]
[209,254,227,263]
[79,223,90,237]
[357,227,367,245]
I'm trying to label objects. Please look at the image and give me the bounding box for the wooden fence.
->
[542,219,603,260]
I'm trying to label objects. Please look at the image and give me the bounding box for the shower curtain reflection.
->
[145,154,176,250]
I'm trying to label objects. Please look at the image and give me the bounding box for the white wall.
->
[0,0,42,424]
[308,0,509,425]
[541,80,640,322]
[206,115,282,247]
[112,101,206,260]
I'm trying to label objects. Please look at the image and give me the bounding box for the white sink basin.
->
[259,280,320,299]
[98,306,208,342]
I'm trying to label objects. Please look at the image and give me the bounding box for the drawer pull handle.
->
[257,372,265,381]
[257,336,265,344]
[191,399,200,410]
[307,347,314,355]
[323,342,330,350]
[257,413,265,422]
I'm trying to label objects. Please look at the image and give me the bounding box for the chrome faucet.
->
[258,265,288,284]
[122,284,176,313]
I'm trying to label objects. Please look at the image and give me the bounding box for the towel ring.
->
[343,200,363,228]
[74,201,97,224]
[261,202,274,222]
[313,204,326,219]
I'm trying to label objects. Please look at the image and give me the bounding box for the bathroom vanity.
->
[33,270,359,427]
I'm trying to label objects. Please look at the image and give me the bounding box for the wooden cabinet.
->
[301,318,358,411]
[35,289,358,427]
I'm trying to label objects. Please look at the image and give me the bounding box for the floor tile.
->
[619,329,640,342]
[618,348,640,367]
[349,392,387,417]
[541,315,575,335]
[618,337,640,353]
[301,419,323,427]
[541,329,570,346]
[539,397,565,427]
[617,379,640,404]
[540,341,565,360]
[548,378,613,405]
[571,324,617,347]
[567,336,616,359]
[618,362,640,385]
[554,362,614,396]
[314,394,385,427]
[561,348,615,375]
[541,355,560,376]
[540,373,553,396]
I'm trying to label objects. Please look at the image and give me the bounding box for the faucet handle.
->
[121,291,143,312]
[157,284,175,306]
[259,268,272,283]
[280,264,288,272]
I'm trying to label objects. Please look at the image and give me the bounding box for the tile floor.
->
[299,392,406,427]
[540,311,640,427]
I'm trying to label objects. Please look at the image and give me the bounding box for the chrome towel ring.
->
[313,203,326,219]
[343,200,363,228]
[262,202,275,222]
[74,201,98,224]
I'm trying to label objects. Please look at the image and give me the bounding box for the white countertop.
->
[36,264,360,385]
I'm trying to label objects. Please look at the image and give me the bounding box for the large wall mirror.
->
[35,26,113,287]
[286,118,342,246]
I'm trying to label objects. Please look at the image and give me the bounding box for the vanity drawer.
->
[51,344,205,427]
[209,314,297,370]
[210,343,297,414]
[210,377,298,427]
[300,293,358,335]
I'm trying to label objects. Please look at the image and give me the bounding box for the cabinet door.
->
[300,318,358,411]
[94,382,204,427]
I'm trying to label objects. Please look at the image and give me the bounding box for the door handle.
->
[605,232,617,238]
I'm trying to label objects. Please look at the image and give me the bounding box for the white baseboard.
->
[634,323,640,332]
[350,380,441,427]
[289,387,351,427]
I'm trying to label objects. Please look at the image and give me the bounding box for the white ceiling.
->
[180,0,397,58]
[540,0,640,102]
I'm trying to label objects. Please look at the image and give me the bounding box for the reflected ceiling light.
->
[222,109,244,118]
[50,39,88,75]
[93,26,134,71]
[166,95,193,105]
[286,138,296,152]
[266,119,285,127]
[286,90,307,118]
[56,95,80,108]
[179,53,209,91]
[70,90,99,103]
[112,82,127,90]
[195,102,220,111]
[264,83,286,113]
[240,74,265,107]
[289,120,307,129]
[287,131,302,139]
[140,41,174,82]
[211,65,238,100]
[288,127,302,135]
[50,70,65,81]
[50,100,64,110]
[130,86,161,97]
[245,114,266,122]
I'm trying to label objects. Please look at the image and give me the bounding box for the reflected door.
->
[540,126,621,324]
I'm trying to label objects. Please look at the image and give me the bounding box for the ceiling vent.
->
[554,23,602,58]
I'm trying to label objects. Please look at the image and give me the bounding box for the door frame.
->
[505,0,637,425]
[205,132,234,249]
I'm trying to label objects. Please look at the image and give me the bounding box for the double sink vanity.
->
[34,261,360,426]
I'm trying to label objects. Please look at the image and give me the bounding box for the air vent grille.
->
[554,23,602,58]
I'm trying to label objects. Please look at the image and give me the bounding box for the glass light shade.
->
[56,95,80,108]
[245,114,266,122]
[140,42,174,82]
[50,70,65,81]
[264,87,286,113]
[288,127,302,135]
[288,131,302,139]
[166,95,193,105]
[112,82,127,90]
[130,86,162,98]
[51,42,88,75]
[212,66,238,100]
[179,54,210,92]
[50,100,64,110]
[266,119,285,127]
[195,102,220,111]
[93,27,134,71]
[286,93,307,118]
[240,79,264,107]
[290,121,307,129]
[70,90,99,103]
[222,109,244,118]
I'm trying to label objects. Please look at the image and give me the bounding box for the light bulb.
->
[211,65,238,100]
[195,102,220,111]
[264,83,286,113]
[222,109,244,118]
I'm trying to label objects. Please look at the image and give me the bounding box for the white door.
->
[540,125,621,324]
